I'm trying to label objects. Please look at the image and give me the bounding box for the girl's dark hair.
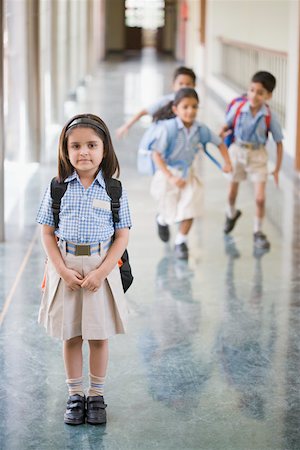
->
[57,113,120,182]
[152,101,176,122]
[251,71,276,93]
[153,88,199,122]
[173,87,199,106]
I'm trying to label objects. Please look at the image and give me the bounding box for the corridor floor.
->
[0,51,300,450]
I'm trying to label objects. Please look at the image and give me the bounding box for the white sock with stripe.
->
[88,373,105,397]
[66,376,85,397]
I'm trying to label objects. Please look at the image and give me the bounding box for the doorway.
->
[124,0,175,54]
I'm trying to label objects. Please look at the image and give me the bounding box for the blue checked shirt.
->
[226,101,283,145]
[154,117,221,168]
[36,170,132,243]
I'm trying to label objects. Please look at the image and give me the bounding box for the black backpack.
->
[50,177,133,293]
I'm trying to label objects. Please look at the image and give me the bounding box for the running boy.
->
[220,71,283,250]
[116,66,196,138]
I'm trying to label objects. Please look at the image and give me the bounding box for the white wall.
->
[207,0,289,75]
[285,0,300,160]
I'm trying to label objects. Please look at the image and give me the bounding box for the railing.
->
[218,37,288,125]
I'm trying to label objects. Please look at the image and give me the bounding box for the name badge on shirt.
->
[92,199,111,211]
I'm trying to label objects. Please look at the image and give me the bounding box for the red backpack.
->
[224,95,271,147]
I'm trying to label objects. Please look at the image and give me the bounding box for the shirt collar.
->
[175,116,199,130]
[241,101,269,116]
[64,169,106,188]
[175,116,185,129]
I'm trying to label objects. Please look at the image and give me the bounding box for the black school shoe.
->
[64,394,86,425]
[86,396,107,425]
[224,210,242,234]
[253,231,271,250]
[156,218,170,242]
[174,242,189,260]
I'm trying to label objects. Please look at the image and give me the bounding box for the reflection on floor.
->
[0,49,300,450]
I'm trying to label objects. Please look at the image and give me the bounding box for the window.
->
[125,0,165,29]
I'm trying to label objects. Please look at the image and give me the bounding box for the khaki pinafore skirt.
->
[38,238,128,341]
[150,155,204,225]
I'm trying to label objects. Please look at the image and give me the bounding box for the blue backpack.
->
[137,119,178,176]
[137,118,222,175]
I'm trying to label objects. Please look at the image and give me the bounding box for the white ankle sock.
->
[254,217,263,233]
[226,204,236,219]
[88,373,105,397]
[157,214,167,226]
[175,232,187,245]
[66,376,85,397]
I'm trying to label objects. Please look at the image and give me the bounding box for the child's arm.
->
[219,124,232,141]
[81,228,129,292]
[217,142,232,173]
[202,125,232,173]
[116,109,148,139]
[41,225,83,290]
[152,151,186,188]
[272,141,283,186]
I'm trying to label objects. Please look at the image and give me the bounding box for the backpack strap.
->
[231,99,271,135]
[198,125,223,171]
[164,118,178,160]
[232,99,247,131]
[265,104,271,135]
[226,95,247,113]
[50,177,68,229]
[105,178,122,224]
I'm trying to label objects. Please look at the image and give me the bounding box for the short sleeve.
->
[36,183,55,227]
[145,94,174,116]
[269,110,283,143]
[149,123,169,157]
[199,124,222,147]
[115,188,132,230]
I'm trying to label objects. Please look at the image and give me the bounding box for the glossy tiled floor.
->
[1,50,300,450]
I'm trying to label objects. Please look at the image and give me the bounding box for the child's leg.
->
[254,181,266,225]
[227,182,239,217]
[63,336,84,396]
[86,339,108,424]
[63,336,85,425]
[178,218,193,238]
[174,218,193,260]
[224,182,242,234]
[88,339,108,397]
[253,182,270,249]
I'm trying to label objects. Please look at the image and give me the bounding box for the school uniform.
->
[36,170,132,341]
[150,117,221,224]
[226,101,283,183]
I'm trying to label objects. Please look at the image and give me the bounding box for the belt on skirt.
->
[64,240,111,256]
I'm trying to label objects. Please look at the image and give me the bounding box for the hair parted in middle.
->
[153,88,199,123]
[173,87,199,106]
[57,113,120,182]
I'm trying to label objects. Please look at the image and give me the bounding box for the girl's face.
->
[67,127,104,177]
[172,97,198,127]
[247,82,272,110]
